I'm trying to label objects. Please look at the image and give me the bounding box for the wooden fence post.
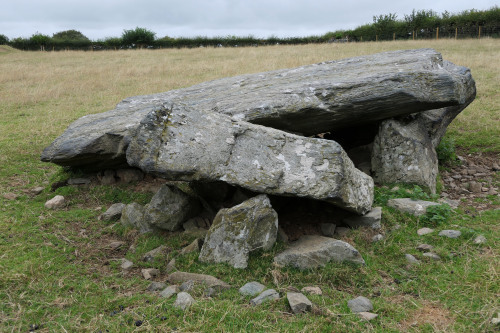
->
[479,26,481,39]
[436,27,439,40]
[393,32,395,41]
[455,27,458,39]
[376,35,378,42]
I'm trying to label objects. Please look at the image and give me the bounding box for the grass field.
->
[0,39,499,332]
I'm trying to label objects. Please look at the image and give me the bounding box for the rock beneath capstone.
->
[100,203,126,221]
[439,230,461,238]
[343,207,382,230]
[250,289,280,306]
[405,254,420,265]
[287,292,312,314]
[423,252,441,261]
[116,168,144,183]
[167,272,230,289]
[335,227,350,237]
[387,198,440,216]
[141,268,160,280]
[44,195,65,209]
[147,282,167,292]
[173,292,195,310]
[142,245,168,262]
[98,170,116,185]
[127,104,374,214]
[417,227,435,236]
[358,312,379,321]
[160,285,180,299]
[120,202,152,233]
[41,49,475,170]
[301,286,322,295]
[239,282,266,297]
[143,185,201,231]
[274,235,365,270]
[320,223,336,237]
[199,195,278,269]
[348,296,373,313]
[473,235,487,244]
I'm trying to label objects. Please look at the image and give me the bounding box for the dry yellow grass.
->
[0,39,499,160]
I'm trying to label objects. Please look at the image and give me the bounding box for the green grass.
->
[1,41,499,332]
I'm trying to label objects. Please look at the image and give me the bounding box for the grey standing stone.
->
[127,104,374,215]
[239,282,266,296]
[388,198,440,216]
[199,195,278,269]
[250,289,280,306]
[417,228,435,236]
[274,235,365,270]
[358,312,378,321]
[45,195,65,209]
[438,230,461,238]
[320,223,336,237]
[141,268,160,280]
[173,292,195,310]
[343,207,382,230]
[348,296,373,313]
[121,258,133,270]
[160,285,180,299]
[287,292,312,314]
[120,202,152,233]
[100,203,126,221]
[143,185,201,231]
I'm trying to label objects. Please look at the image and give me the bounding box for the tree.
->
[30,33,51,51]
[0,34,9,44]
[52,29,90,41]
[121,27,156,48]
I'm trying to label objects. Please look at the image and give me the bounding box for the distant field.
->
[0,40,498,332]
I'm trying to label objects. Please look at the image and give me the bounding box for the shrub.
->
[0,34,9,44]
[122,27,156,49]
[436,136,457,165]
[420,204,453,226]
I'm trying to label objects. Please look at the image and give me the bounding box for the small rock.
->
[488,188,498,195]
[417,227,434,236]
[392,224,402,231]
[301,286,322,295]
[134,320,143,327]
[387,198,440,216]
[142,245,168,262]
[182,218,199,231]
[167,271,231,289]
[469,181,482,193]
[173,292,195,310]
[390,186,400,192]
[141,268,160,280]
[473,235,487,244]
[147,282,167,292]
[180,239,203,255]
[2,193,18,200]
[491,313,500,325]
[492,163,500,171]
[100,203,126,221]
[180,280,194,292]
[160,285,179,298]
[320,223,336,237]
[348,296,373,313]
[98,170,116,185]
[239,281,266,296]
[121,259,133,270]
[44,195,65,209]
[372,234,384,242]
[335,227,350,237]
[30,187,45,195]
[250,289,280,306]
[116,168,144,183]
[204,287,219,298]
[438,198,460,209]
[67,178,91,185]
[422,252,441,261]
[166,258,177,273]
[358,312,379,321]
[405,254,420,265]
[416,244,434,252]
[287,292,312,314]
[438,230,461,238]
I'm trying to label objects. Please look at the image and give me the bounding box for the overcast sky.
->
[1,0,498,40]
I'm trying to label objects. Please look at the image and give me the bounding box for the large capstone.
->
[126,103,373,214]
[41,49,475,170]
[198,194,278,269]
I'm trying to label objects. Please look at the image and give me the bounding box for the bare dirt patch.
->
[392,296,455,332]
